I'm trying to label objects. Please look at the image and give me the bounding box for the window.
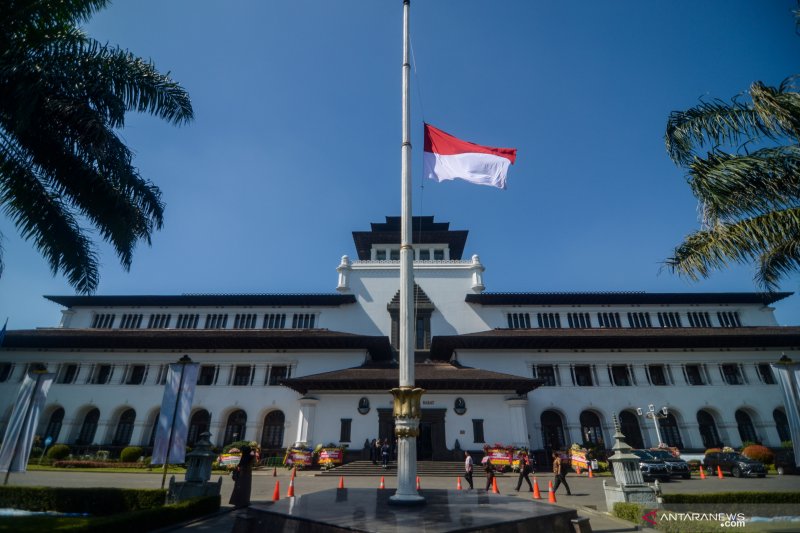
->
[735,410,759,444]
[721,364,744,385]
[155,364,168,385]
[44,408,65,442]
[125,365,147,385]
[267,365,289,386]
[119,313,143,329]
[537,312,561,328]
[688,311,711,328]
[533,364,557,386]
[76,408,100,445]
[418,249,430,260]
[263,313,286,329]
[684,364,706,386]
[580,411,604,447]
[609,365,632,386]
[472,419,485,443]
[572,365,593,386]
[507,313,531,329]
[176,314,199,329]
[112,408,136,446]
[390,249,400,260]
[232,365,252,386]
[91,313,115,328]
[647,364,668,386]
[187,409,211,446]
[619,411,644,449]
[204,313,228,329]
[659,413,684,448]
[433,249,444,260]
[261,411,285,449]
[375,250,387,260]
[756,364,775,384]
[627,312,652,328]
[657,312,682,328]
[540,410,566,450]
[148,314,171,329]
[0,363,12,383]
[415,315,431,349]
[717,311,741,328]
[223,410,247,445]
[197,365,217,386]
[148,413,159,447]
[58,364,79,384]
[697,410,722,448]
[597,312,621,328]
[292,313,315,329]
[567,312,591,328]
[340,419,352,443]
[92,364,113,385]
[774,409,790,442]
[234,313,257,329]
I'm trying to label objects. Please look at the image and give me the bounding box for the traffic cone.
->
[588,467,594,478]
[699,467,706,480]
[287,477,295,497]
[379,476,385,489]
[548,481,556,503]
[416,476,421,491]
[532,478,541,499]
[291,466,296,480]
[456,477,462,490]
[272,481,280,501]
[576,465,581,475]
[273,466,277,477]
[717,465,724,479]
[492,477,499,494]
[338,476,345,489]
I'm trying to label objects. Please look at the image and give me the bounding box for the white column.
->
[505,397,529,447]
[470,254,485,292]
[336,255,352,292]
[295,397,319,445]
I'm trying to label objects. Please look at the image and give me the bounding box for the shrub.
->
[742,444,774,464]
[781,440,793,449]
[52,460,149,469]
[95,450,110,461]
[120,446,144,463]
[29,447,43,458]
[704,448,721,455]
[687,459,702,471]
[0,486,166,515]
[596,460,609,472]
[47,444,70,460]
[613,502,648,524]
[81,495,220,533]
[223,440,254,454]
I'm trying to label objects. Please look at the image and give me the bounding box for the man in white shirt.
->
[464,451,474,490]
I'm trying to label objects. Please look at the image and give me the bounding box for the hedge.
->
[612,502,647,524]
[52,461,148,469]
[0,487,166,515]
[662,492,800,504]
[119,447,144,463]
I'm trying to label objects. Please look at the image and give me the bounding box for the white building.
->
[0,216,797,461]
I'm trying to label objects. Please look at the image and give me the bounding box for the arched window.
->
[112,408,136,446]
[619,410,644,449]
[44,407,65,443]
[697,410,722,449]
[76,408,100,445]
[261,411,285,449]
[224,410,247,445]
[580,411,604,447]
[659,413,684,449]
[187,409,211,446]
[540,410,566,451]
[735,409,758,444]
[774,409,790,443]
[148,412,159,447]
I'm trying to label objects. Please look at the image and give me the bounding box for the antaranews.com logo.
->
[642,510,747,528]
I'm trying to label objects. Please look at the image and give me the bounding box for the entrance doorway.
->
[417,421,433,460]
[378,408,448,460]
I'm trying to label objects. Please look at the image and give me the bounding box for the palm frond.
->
[750,80,800,141]
[757,237,800,289]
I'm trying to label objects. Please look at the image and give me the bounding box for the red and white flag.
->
[423,123,517,189]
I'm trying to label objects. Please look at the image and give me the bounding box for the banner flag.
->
[0,370,55,473]
[771,361,800,468]
[151,362,199,465]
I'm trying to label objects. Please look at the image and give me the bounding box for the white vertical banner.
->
[151,362,199,465]
[771,361,800,468]
[0,371,55,473]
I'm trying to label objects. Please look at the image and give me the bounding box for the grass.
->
[0,516,92,532]
[25,464,187,474]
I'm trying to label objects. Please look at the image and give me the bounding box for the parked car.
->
[646,449,691,479]
[703,452,766,478]
[631,450,671,481]
[773,449,799,475]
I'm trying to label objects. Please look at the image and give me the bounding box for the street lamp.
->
[637,404,668,448]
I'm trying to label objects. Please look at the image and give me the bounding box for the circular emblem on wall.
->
[454,397,467,415]
[358,397,370,415]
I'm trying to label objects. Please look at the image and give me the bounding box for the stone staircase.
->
[316,460,466,477]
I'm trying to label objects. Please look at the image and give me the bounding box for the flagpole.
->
[390,0,425,505]
[161,355,192,489]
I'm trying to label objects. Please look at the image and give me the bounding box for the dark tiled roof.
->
[429,327,800,359]
[1,329,393,359]
[352,216,468,260]
[44,294,356,308]
[281,361,540,395]
[465,292,792,306]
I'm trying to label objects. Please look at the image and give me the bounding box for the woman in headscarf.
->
[229,445,254,508]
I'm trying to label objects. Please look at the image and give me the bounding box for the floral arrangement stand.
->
[568,444,590,473]
[318,446,345,470]
[284,446,313,470]
[482,443,515,472]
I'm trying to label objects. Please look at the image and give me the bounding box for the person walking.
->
[515,454,533,492]
[484,458,496,492]
[552,451,571,495]
[229,445,254,509]
[463,451,474,490]
[381,440,390,468]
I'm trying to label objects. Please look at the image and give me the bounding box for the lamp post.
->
[637,404,668,448]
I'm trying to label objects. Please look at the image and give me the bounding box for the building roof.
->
[429,327,800,359]
[465,292,792,306]
[281,361,541,395]
[352,216,468,260]
[43,294,356,308]
[0,329,393,359]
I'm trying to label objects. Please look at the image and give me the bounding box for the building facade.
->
[0,216,797,459]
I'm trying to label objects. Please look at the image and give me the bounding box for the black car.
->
[703,452,767,478]
[646,449,691,479]
[774,449,799,475]
[631,450,671,481]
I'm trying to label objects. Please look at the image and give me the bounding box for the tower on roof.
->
[351,216,468,261]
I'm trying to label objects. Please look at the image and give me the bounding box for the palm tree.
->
[0,0,193,293]
[664,77,800,291]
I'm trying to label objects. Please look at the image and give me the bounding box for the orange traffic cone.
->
[548,481,556,503]
[700,467,706,480]
[338,476,345,489]
[717,466,724,479]
[273,466,277,477]
[532,478,541,499]
[291,466,296,480]
[456,477,462,490]
[416,476,421,491]
[492,477,499,494]
[287,478,295,497]
[379,476,385,489]
[588,467,594,478]
[272,480,280,501]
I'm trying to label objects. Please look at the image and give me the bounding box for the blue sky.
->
[1,0,799,328]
